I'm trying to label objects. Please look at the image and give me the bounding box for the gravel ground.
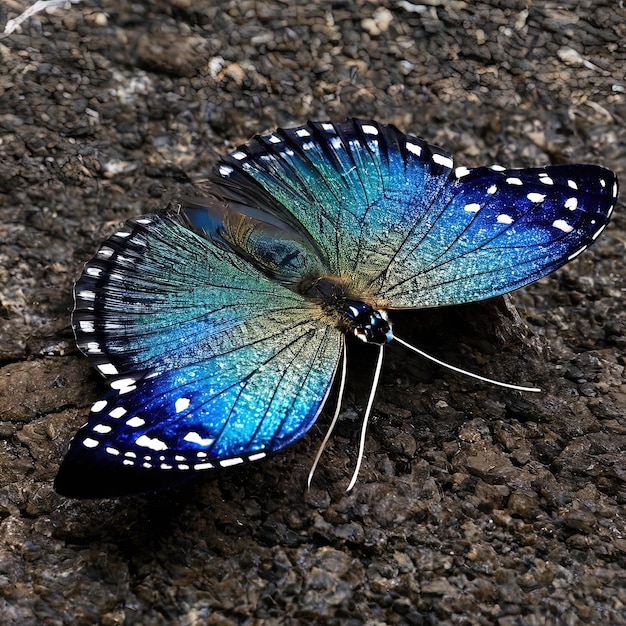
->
[0,1,625,624]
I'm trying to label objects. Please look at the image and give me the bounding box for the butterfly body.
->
[55,119,618,498]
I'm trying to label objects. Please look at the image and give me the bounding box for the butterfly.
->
[55,119,618,498]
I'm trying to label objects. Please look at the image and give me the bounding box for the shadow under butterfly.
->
[56,119,619,498]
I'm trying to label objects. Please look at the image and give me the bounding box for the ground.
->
[0,1,625,624]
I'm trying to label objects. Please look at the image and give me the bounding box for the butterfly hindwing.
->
[57,213,342,497]
[56,327,341,497]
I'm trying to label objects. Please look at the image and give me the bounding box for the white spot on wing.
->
[135,435,168,451]
[487,184,497,194]
[248,452,267,462]
[78,290,96,301]
[505,177,523,186]
[552,219,574,233]
[432,153,453,169]
[97,363,118,376]
[567,180,578,190]
[268,134,281,144]
[406,141,422,156]
[109,407,127,419]
[79,320,95,333]
[97,247,114,258]
[538,173,554,185]
[361,124,378,135]
[86,266,102,278]
[193,462,214,470]
[295,128,311,137]
[527,192,546,203]
[175,397,190,413]
[454,166,470,178]
[497,214,514,224]
[464,203,481,213]
[565,197,578,210]
[106,447,120,456]
[231,150,246,160]
[110,378,137,393]
[490,164,505,172]
[220,457,244,468]
[126,416,146,428]
[218,165,233,177]
[91,400,107,413]
[183,431,215,447]
[82,438,99,448]
[93,424,112,434]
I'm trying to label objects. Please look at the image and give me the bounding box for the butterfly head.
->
[343,301,393,345]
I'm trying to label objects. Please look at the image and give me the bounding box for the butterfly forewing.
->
[209,120,456,282]
[378,163,617,307]
[206,119,616,310]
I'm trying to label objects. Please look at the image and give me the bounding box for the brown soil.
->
[1,1,625,624]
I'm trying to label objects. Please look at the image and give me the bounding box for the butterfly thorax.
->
[297,273,393,345]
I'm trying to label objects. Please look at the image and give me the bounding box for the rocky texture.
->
[0,1,625,624]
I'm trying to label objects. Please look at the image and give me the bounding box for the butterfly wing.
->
[196,119,617,308]
[377,163,618,307]
[56,213,342,498]
[201,119,455,282]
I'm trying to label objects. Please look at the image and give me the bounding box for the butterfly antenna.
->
[346,343,385,492]
[393,336,540,392]
[307,343,348,489]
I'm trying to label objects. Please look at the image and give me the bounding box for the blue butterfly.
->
[55,119,618,498]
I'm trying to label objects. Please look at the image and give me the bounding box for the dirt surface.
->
[1,1,625,624]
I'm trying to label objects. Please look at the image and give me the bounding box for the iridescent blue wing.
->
[201,119,617,308]
[204,119,455,281]
[56,213,342,498]
[377,163,618,307]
